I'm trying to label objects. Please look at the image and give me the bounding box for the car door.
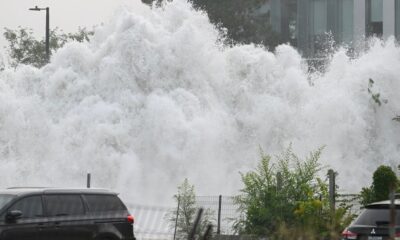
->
[0,195,49,240]
[44,194,93,240]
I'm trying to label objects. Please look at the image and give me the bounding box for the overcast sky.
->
[0,0,142,56]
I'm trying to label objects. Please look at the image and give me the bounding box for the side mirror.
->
[6,210,22,221]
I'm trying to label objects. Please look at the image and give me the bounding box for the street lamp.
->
[29,6,50,63]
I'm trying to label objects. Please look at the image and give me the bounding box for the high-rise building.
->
[270,0,400,57]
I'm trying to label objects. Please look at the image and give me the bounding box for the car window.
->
[9,196,43,219]
[85,194,126,212]
[45,195,85,216]
[354,208,400,225]
[0,194,15,211]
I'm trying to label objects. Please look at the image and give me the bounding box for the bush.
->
[234,146,353,239]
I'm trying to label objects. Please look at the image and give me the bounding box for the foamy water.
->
[0,0,399,204]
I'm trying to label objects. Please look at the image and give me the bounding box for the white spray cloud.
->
[0,0,399,204]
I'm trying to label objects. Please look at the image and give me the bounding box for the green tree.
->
[142,0,281,49]
[234,146,353,239]
[191,0,281,48]
[3,26,93,68]
[360,165,399,206]
[169,179,213,240]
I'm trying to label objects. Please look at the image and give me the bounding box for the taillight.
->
[342,229,357,240]
[127,215,134,224]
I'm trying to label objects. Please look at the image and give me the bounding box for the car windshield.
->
[354,208,400,226]
[0,194,15,210]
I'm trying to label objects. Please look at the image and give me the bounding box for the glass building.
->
[270,0,400,57]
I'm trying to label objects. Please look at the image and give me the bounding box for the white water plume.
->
[0,0,399,204]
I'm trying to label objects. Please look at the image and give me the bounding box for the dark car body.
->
[342,199,400,240]
[0,187,135,240]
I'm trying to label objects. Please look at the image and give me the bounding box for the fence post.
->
[389,189,396,240]
[173,195,181,240]
[87,173,91,188]
[202,224,213,240]
[189,208,203,240]
[217,195,222,235]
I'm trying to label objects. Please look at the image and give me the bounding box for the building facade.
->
[269,0,400,56]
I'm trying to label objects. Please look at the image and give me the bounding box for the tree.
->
[360,165,399,206]
[234,146,353,239]
[3,26,93,68]
[192,0,281,48]
[142,0,281,49]
[169,179,213,240]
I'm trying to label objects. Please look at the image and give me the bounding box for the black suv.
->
[342,199,400,240]
[0,187,135,240]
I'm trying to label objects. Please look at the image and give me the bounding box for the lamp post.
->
[29,6,50,63]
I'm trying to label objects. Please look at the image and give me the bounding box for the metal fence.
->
[127,196,239,240]
[337,193,362,215]
[126,192,363,240]
[126,204,172,240]
[196,196,239,235]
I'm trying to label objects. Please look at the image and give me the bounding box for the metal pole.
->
[328,169,336,212]
[277,172,282,191]
[277,172,283,218]
[87,173,91,188]
[217,195,222,235]
[173,196,180,240]
[45,7,50,62]
[389,189,395,240]
[201,224,213,240]
[189,208,203,240]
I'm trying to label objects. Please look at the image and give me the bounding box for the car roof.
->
[0,187,117,197]
[366,199,400,208]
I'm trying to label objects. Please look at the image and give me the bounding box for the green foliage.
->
[191,0,281,48]
[3,26,93,68]
[368,78,388,106]
[360,165,399,206]
[234,146,353,239]
[142,0,281,49]
[367,79,400,122]
[169,179,213,240]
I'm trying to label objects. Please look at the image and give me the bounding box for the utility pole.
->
[29,6,50,62]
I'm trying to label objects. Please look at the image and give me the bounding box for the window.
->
[354,208,400,225]
[396,0,400,38]
[9,196,43,218]
[45,195,85,216]
[85,194,126,212]
[366,0,383,36]
[0,194,15,210]
[341,0,354,43]
[313,0,328,35]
